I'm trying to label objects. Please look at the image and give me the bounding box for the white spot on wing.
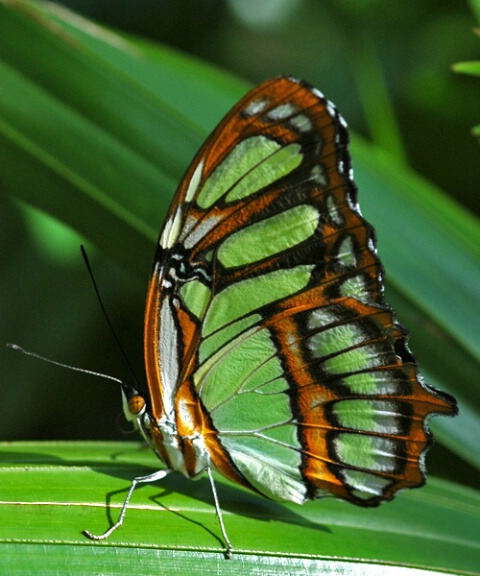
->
[334,434,399,473]
[340,469,391,499]
[326,100,336,118]
[290,113,313,133]
[244,98,269,116]
[185,160,204,202]
[159,206,183,249]
[339,275,368,300]
[266,103,298,121]
[308,307,337,330]
[346,192,359,212]
[159,298,179,416]
[183,213,223,249]
[311,165,327,187]
[336,235,356,267]
[327,195,343,226]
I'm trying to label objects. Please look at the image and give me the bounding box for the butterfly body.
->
[92,77,457,556]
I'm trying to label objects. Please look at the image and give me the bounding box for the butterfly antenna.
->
[80,245,139,386]
[6,343,123,385]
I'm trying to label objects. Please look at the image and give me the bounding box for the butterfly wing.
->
[144,76,457,505]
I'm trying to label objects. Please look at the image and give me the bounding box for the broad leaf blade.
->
[453,61,480,76]
[0,0,246,274]
[0,0,478,488]
[1,441,479,575]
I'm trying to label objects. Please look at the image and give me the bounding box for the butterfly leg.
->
[83,467,172,541]
[207,466,233,559]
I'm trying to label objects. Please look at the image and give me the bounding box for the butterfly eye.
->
[127,394,146,417]
[121,385,147,422]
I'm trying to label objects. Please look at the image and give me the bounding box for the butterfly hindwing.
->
[143,76,457,506]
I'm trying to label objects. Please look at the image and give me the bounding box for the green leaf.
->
[467,1,480,23]
[453,34,480,137]
[350,31,407,163]
[1,441,479,575]
[453,60,480,76]
[0,0,247,275]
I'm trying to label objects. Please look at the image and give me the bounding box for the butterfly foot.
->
[83,525,119,541]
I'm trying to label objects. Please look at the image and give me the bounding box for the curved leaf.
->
[1,441,479,575]
[0,0,478,505]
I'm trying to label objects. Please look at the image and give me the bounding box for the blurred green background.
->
[50,0,480,215]
[1,0,479,492]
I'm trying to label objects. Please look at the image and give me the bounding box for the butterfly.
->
[84,76,457,558]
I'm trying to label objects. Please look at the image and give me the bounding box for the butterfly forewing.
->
[144,77,457,505]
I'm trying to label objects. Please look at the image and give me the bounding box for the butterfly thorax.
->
[121,380,211,479]
[153,413,210,480]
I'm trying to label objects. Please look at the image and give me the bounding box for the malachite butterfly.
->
[85,76,457,557]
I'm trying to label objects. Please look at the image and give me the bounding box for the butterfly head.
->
[120,381,147,427]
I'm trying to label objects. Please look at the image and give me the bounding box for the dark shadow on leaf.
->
[0,445,331,538]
